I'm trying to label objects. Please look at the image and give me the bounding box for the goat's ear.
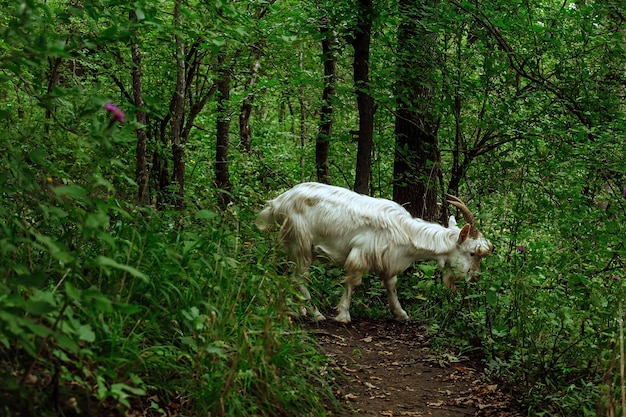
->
[457,224,471,244]
[448,215,457,228]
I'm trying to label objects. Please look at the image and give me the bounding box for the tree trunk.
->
[216,51,232,209]
[239,44,262,152]
[130,10,149,205]
[44,56,62,140]
[298,47,307,177]
[316,25,336,185]
[171,0,186,210]
[393,0,441,221]
[352,0,375,195]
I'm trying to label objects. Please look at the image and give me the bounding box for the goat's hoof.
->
[333,313,351,324]
[313,313,327,322]
[395,311,409,321]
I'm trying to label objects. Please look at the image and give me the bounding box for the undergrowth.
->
[0,146,338,416]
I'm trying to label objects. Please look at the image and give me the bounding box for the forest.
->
[1,0,625,415]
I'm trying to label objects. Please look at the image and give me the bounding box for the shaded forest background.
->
[1,0,625,415]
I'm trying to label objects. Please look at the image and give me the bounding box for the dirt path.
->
[310,319,516,417]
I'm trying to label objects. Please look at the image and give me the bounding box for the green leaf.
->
[135,8,145,20]
[27,149,48,166]
[65,281,81,300]
[56,334,78,353]
[33,233,74,264]
[195,209,217,219]
[78,324,95,342]
[24,300,56,315]
[83,289,114,313]
[205,344,227,359]
[101,26,118,39]
[84,212,110,230]
[96,256,149,283]
[485,288,498,306]
[418,264,436,278]
[52,184,87,200]
[0,239,17,255]
[8,270,48,287]
[492,326,508,338]
[24,321,53,338]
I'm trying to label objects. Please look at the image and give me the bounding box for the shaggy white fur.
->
[256,182,493,323]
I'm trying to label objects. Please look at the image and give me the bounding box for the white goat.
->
[256,182,493,323]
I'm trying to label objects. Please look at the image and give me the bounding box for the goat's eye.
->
[470,252,476,257]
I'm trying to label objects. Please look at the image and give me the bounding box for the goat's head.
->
[443,194,493,288]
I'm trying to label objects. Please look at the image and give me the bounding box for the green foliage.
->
[403,178,625,415]
[0,2,338,410]
[2,0,626,415]
[0,141,337,415]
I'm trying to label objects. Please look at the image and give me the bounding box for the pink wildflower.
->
[104,103,125,123]
[517,245,524,254]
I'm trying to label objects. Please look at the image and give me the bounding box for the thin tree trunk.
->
[393,0,441,221]
[316,25,336,185]
[152,118,171,209]
[44,57,62,140]
[171,0,186,210]
[239,44,262,152]
[216,51,232,208]
[298,48,307,177]
[352,0,375,195]
[130,10,148,205]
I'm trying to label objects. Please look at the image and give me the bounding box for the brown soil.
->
[310,318,518,417]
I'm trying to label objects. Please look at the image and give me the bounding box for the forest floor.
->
[310,318,519,417]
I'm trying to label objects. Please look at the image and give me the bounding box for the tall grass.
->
[0,146,338,416]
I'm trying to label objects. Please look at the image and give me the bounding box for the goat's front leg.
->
[383,275,409,321]
[297,281,326,321]
[335,272,363,323]
[293,260,326,321]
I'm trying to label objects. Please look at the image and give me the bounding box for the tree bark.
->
[393,0,441,221]
[171,0,186,210]
[44,56,62,140]
[316,25,336,185]
[130,10,149,205]
[239,44,262,152]
[298,48,307,176]
[216,51,232,209]
[352,0,375,195]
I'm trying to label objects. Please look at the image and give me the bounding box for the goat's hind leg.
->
[383,275,409,321]
[335,272,363,323]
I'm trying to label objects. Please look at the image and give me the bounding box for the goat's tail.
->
[255,203,276,231]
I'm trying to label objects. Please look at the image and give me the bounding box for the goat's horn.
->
[445,194,476,226]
